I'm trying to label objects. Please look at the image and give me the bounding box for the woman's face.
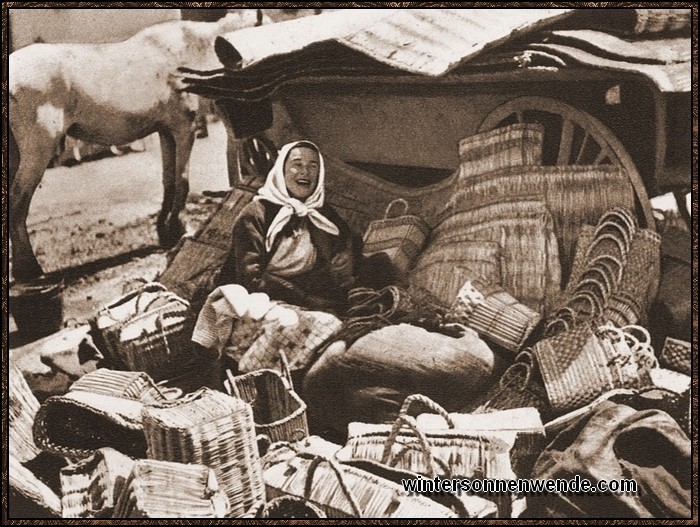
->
[283,146,320,201]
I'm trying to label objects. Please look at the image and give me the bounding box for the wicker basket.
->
[60,447,135,518]
[225,351,309,444]
[112,459,230,518]
[141,387,265,518]
[263,450,458,518]
[458,123,544,180]
[362,199,431,274]
[533,323,657,414]
[9,364,42,463]
[118,301,193,382]
[69,368,181,404]
[33,390,147,461]
[337,394,515,482]
[446,278,542,353]
[89,282,170,367]
[659,337,691,376]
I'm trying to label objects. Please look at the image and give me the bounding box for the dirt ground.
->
[9,120,231,348]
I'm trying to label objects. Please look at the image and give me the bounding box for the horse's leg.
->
[156,129,177,247]
[10,129,64,281]
[165,128,195,242]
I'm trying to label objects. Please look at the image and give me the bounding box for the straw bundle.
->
[89,282,170,367]
[118,298,193,382]
[362,199,431,274]
[9,364,41,463]
[409,240,501,307]
[60,447,135,518]
[141,388,265,518]
[113,459,230,518]
[446,278,542,354]
[458,123,544,180]
[444,165,635,282]
[33,390,147,461]
[239,306,342,374]
[534,323,657,414]
[263,451,458,518]
[69,369,179,404]
[225,354,309,444]
[659,337,691,376]
[432,200,560,315]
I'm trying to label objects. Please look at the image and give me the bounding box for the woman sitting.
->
[216,140,362,315]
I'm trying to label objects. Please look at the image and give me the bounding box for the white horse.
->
[9,11,263,281]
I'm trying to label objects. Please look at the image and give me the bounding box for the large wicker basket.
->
[225,351,308,444]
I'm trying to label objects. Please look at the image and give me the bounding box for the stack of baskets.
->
[141,387,265,518]
[545,208,661,335]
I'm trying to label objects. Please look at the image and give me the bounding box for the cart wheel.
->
[478,96,654,229]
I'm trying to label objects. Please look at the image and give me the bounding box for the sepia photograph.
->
[4,4,695,522]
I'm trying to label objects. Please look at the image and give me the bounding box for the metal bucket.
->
[10,277,65,340]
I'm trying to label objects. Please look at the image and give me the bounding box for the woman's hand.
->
[331,251,355,289]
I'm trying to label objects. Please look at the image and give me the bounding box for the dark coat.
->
[217,199,362,313]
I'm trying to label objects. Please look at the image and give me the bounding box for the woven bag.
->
[533,323,657,414]
[89,281,170,367]
[263,449,459,518]
[458,123,544,180]
[60,447,135,518]
[141,387,265,518]
[117,296,193,381]
[9,364,42,463]
[431,200,561,314]
[238,304,342,374]
[362,199,431,274]
[409,240,502,307]
[446,278,542,353]
[225,351,309,444]
[260,496,326,518]
[112,459,230,518]
[659,337,691,376]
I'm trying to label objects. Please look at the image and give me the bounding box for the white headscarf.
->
[255,141,340,251]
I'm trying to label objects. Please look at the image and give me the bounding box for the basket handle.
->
[381,414,435,476]
[278,349,294,389]
[225,369,243,399]
[303,455,363,517]
[398,394,455,429]
[384,198,409,219]
[387,441,450,479]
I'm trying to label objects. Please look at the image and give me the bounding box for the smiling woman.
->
[215,140,363,315]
